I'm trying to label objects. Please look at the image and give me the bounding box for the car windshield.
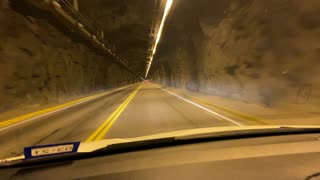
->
[0,0,319,160]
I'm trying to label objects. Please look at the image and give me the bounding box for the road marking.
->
[152,84,243,126]
[173,91,271,125]
[0,84,136,131]
[85,84,142,142]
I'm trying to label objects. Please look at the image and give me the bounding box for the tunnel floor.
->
[0,82,248,158]
[0,82,318,159]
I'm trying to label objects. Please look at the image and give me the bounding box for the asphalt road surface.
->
[0,83,243,158]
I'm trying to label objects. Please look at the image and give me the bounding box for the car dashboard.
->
[1,133,320,180]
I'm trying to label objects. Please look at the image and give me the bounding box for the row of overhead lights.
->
[145,0,173,78]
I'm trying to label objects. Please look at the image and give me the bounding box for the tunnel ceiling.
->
[78,0,158,76]
[154,0,235,61]
[77,0,220,77]
[77,0,252,77]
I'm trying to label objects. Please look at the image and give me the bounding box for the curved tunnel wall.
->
[0,1,137,112]
[150,0,320,107]
[1,0,320,112]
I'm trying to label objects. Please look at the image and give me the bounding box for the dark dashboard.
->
[1,133,320,180]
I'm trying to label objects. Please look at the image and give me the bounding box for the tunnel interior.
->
[1,0,320,165]
[150,0,320,107]
[1,0,320,116]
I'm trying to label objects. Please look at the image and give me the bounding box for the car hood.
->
[2,125,320,162]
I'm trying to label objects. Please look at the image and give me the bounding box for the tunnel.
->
[0,0,320,161]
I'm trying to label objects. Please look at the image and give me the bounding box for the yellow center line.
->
[85,84,142,142]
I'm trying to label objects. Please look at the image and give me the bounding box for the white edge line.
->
[152,84,243,126]
[0,84,137,131]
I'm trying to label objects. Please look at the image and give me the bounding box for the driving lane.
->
[0,82,241,159]
[105,83,237,139]
[0,84,139,158]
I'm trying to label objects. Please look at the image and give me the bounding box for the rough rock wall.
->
[151,0,320,107]
[78,0,155,75]
[0,1,136,112]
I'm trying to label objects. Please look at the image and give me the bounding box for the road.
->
[0,83,243,158]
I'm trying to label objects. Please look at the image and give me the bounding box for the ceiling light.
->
[145,0,173,78]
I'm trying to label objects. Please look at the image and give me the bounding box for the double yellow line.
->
[85,84,142,142]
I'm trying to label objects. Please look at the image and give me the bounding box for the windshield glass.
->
[0,0,319,159]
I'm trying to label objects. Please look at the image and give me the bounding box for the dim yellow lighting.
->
[145,0,173,78]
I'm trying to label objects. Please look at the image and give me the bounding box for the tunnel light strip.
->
[145,0,173,78]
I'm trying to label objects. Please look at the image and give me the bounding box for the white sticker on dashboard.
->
[24,142,80,159]
[31,145,74,156]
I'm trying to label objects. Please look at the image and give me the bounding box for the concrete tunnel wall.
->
[150,0,320,107]
[0,1,137,113]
